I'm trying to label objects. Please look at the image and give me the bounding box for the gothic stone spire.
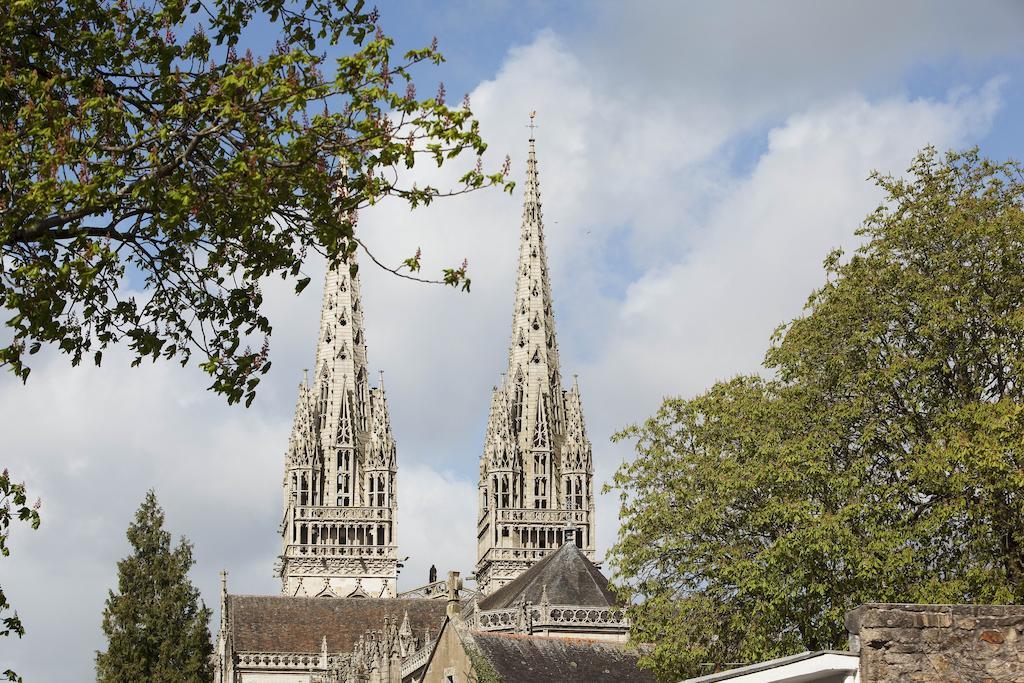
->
[279,254,399,599]
[475,123,596,596]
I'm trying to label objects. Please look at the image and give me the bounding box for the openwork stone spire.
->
[475,125,595,595]
[279,255,398,598]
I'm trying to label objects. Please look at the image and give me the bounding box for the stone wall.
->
[846,603,1024,683]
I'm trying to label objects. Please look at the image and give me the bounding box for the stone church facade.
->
[215,131,645,683]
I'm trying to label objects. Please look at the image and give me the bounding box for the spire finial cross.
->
[527,110,538,137]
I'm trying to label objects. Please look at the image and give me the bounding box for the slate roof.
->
[227,595,447,653]
[467,632,656,683]
[477,541,617,610]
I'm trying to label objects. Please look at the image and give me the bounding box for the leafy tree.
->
[609,148,1024,680]
[0,472,40,683]
[2,0,512,406]
[96,490,213,682]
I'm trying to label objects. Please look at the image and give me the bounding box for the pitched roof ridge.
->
[476,544,564,609]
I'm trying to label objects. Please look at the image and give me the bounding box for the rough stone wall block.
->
[846,603,1024,683]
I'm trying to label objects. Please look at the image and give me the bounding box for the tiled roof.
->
[478,542,617,610]
[467,632,655,683]
[227,595,447,653]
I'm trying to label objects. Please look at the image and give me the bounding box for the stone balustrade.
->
[478,508,589,530]
[480,547,551,562]
[294,505,393,522]
[235,651,338,669]
[492,508,589,525]
[400,640,435,677]
[284,544,397,559]
[468,604,629,632]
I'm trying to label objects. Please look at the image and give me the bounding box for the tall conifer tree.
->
[96,490,212,682]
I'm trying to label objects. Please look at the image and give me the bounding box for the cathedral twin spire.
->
[278,120,593,599]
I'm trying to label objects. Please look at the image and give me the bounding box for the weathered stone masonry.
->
[846,603,1024,683]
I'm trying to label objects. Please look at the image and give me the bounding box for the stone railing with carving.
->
[294,506,393,522]
[479,547,551,563]
[493,508,589,525]
[544,605,628,629]
[235,651,344,670]
[398,581,478,601]
[284,544,396,559]
[468,604,629,633]
[400,640,435,677]
[397,580,446,599]
[470,608,519,630]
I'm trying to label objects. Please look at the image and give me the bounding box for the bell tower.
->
[475,122,596,595]
[278,255,398,598]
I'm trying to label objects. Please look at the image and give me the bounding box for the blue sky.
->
[4,2,1024,680]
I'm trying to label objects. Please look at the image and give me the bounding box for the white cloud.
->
[587,0,1023,121]
[1,5,1016,679]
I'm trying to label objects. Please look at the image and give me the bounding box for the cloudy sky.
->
[5,1,1024,679]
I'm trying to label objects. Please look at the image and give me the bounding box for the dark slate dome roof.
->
[477,542,618,610]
